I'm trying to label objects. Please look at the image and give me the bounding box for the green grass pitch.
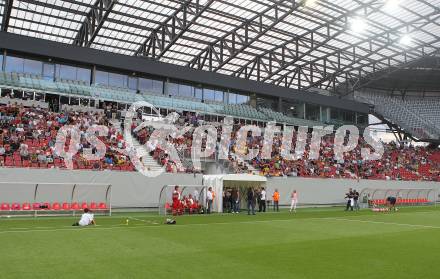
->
[1,206,440,279]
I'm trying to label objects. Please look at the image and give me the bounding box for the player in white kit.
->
[72,208,96,226]
[290,190,298,213]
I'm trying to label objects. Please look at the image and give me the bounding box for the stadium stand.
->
[0,103,135,171]
[355,90,440,140]
[0,97,438,181]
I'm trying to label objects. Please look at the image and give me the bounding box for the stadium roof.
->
[354,53,440,93]
[0,0,439,92]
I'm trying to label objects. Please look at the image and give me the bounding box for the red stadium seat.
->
[32,203,41,210]
[81,202,88,209]
[22,203,31,210]
[11,203,20,210]
[1,203,10,210]
[98,202,107,209]
[62,202,70,210]
[52,202,61,210]
[90,202,97,210]
[71,202,80,210]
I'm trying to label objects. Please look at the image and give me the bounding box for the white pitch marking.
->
[2,214,439,234]
[0,217,298,234]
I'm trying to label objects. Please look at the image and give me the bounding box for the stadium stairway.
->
[109,120,163,172]
[222,152,260,174]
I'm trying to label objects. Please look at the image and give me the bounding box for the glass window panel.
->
[228,93,237,104]
[166,82,179,96]
[95,70,109,86]
[58,64,77,81]
[321,107,329,122]
[138,78,149,91]
[305,104,320,121]
[43,63,55,80]
[138,78,150,91]
[214,90,224,102]
[128,77,138,90]
[152,80,163,94]
[77,67,91,83]
[203,88,215,101]
[70,97,79,105]
[5,56,24,73]
[179,84,193,97]
[60,96,69,105]
[108,72,127,88]
[280,99,304,118]
[236,94,249,104]
[343,110,355,123]
[357,113,368,125]
[330,108,341,120]
[194,88,203,100]
[0,54,3,71]
[152,80,162,94]
[140,78,163,94]
[23,59,42,75]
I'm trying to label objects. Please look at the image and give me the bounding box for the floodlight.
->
[399,34,412,46]
[384,0,400,12]
[350,17,368,34]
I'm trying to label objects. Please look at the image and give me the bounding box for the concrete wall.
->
[265,177,440,206]
[0,168,202,208]
[0,168,438,207]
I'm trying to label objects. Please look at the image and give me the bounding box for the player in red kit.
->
[172,185,182,215]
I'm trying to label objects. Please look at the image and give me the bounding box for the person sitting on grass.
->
[72,208,96,226]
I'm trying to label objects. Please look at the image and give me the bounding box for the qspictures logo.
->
[54,101,384,178]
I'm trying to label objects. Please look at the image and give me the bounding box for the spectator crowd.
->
[0,102,438,182]
[0,102,133,171]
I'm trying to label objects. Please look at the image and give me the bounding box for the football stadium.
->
[0,0,439,278]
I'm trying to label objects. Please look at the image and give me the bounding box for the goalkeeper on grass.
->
[72,208,96,226]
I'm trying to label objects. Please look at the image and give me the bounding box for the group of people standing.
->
[245,187,268,215]
[172,185,302,215]
[223,187,241,213]
[345,188,360,211]
[223,187,298,215]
